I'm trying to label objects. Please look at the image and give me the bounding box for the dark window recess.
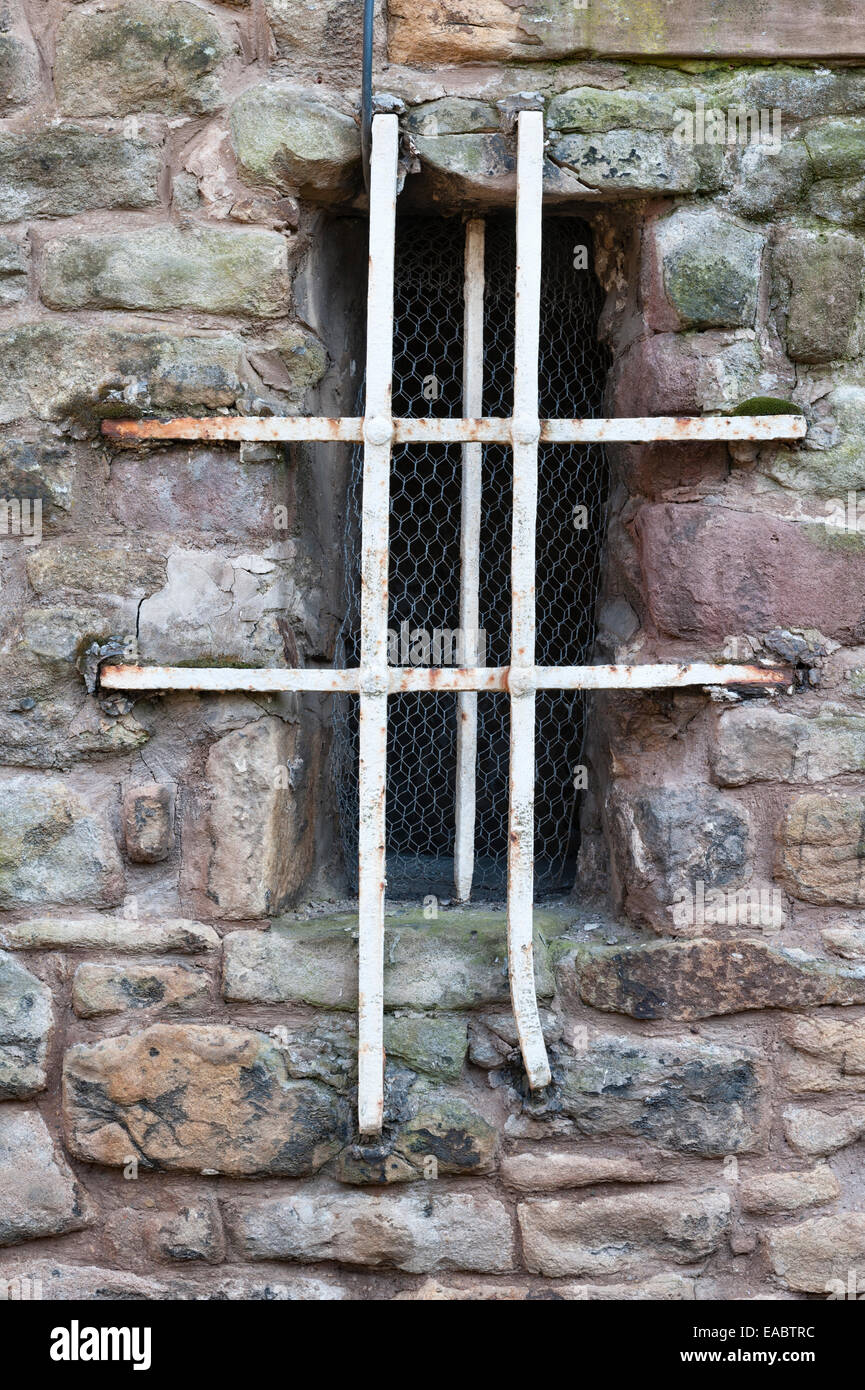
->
[333,215,610,899]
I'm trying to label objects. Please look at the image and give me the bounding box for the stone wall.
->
[4,0,865,1301]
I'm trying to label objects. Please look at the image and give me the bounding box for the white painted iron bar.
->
[508,110,551,1094]
[99,662,788,694]
[455,218,485,904]
[357,112,399,1136]
[102,415,807,445]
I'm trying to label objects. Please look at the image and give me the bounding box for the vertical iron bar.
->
[357,112,398,1135]
[508,110,551,1090]
[454,218,485,902]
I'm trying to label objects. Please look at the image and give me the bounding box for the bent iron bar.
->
[98,113,802,1134]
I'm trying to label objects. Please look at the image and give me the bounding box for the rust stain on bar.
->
[100,415,809,445]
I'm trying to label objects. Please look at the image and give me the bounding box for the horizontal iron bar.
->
[99,662,789,693]
[100,415,808,445]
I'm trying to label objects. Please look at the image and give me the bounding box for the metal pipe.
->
[357,113,398,1136]
[454,218,485,903]
[100,414,808,445]
[508,110,551,1094]
[361,0,375,192]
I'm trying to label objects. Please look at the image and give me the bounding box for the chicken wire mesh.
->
[333,214,609,899]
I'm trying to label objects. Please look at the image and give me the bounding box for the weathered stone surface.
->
[519,1190,730,1278]
[395,1273,695,1301]
[387,2,865,63]
[230,84,360,201]
[0,1260,169,1300]
[611,330,790,418]
[406,100,515,204]
[805,119,865,178]
[777,794,865,905]
[27,542,165,599]
[0,236,27,307]
[823,926,865,959]
[0,6,39,113]
[55,1,231,117]
[123,783,175,864]
[104,1201,223,1264]
[467,1007,561,1069]
[0,953,52,1098]
[605,783,750,929]
[63,1024,350,1175]
[0,321,250,427]
[781,1015,865,1093]
[636,504,865,645]
[544,1034,767,1156]
[72,963,209,1019]
[741,1166,839,1214]
[136,549,292,667]
[382,1015,467,1082]
[577,938,865,1021]
[768,1213,865,1293]
[550,129,720,197]
[223,910,561,1009]
[655,209,763,330]
[713,704,865,787]
[0,1109,90,1247]
[730,141,813,218]
[783,1103,865,1156]
[810,176,865,227]
[41,226,291,318]
[393,1091,498,1176]
[0,440,74,522]
[774,229,864,363]
[770,387,865,495]
[1,916,219,954]
[224,1190,515,1273]
[0,777,123,909]
[0,126,158,222]
[263,0,363,68]
[184,717,315,919]
[500,1151,662,1191]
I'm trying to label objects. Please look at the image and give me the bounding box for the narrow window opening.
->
[334,215,609,900]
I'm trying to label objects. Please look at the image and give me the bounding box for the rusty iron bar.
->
[356,112,399,1137]
[100,414,808,445]
[508,111,551,1094]
[454,217,485,904]
[99,662,789,694]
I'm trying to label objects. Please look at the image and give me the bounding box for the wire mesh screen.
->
[333,215,609,898]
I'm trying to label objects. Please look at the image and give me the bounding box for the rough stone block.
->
[635,504,865,646]
[547,1033,767,1156]
[768,1213,865,1293]
[518,1189,730,1278]
[805,118,865,178]
[781,1015,865,1093]
[27,542,165,599]
[577,938,865,1021]
[123,783,175,864]
[230,84,361,201]
[549,130,720,197]
[654,209,764,330]
[41,225,291,318]
[0,953,53,1098]
[0,776,123,910]
[777,793,865,905]
[0,236,27,307]
[223,909,562,1009]
[712,704,865,787]
[783,1103,865,1156]
[0,126,158,222]
[0,1109,90,1247]
[729,141,813,218]
[740,1166,839,1215]
[54,1,231,117]
[774,229,864,362]
[224,1189,515,1273]
[0,321,250,428]
[500,1152,662,1191]
[0,5,39,113]
[1,916,219,954]
[72,962,209,1019]
[63,1024,350,1176]
[382,1015,467,1082]
[183,717,315,920]
[769,386,865,494]
[605,783,750,929]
